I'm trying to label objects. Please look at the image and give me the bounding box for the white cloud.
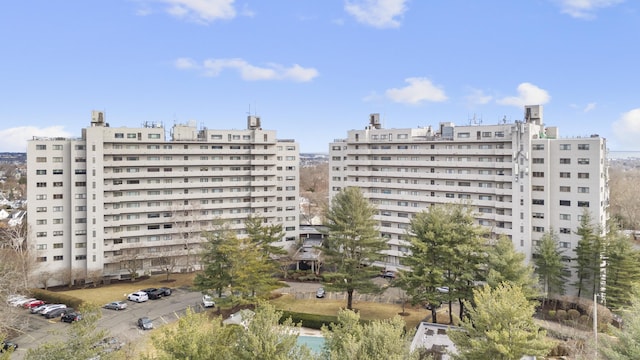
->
[159,0,237,24]
[176,57,319,82]
[465,88,493,106]
[345,0,408,29]
[174,57,197,69]
[554,0,624,19]
[584,102,597,112]
[385,77,447,105]
[612,108,640,149]
[496,83,551,107]
[0,126,73,152]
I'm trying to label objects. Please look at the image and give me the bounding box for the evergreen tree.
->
[194,223,236,297]
[603,224,640,311]
[573,210,604,299]
[485,235,539,298]
[244,215,287,258]
[321,309,418,360]
[322,187,388,310]
[600,289,640,360]
[533,229,568,299]
[400,203,485,324]
[449,283,554,360]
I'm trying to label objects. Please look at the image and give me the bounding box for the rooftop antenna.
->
[502,115,507,124]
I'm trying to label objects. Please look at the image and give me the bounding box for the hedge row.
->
[29,288,84,309]
[279,310,373,330]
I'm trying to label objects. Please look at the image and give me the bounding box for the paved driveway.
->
[9,288,204,359]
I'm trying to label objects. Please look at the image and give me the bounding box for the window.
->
[53,194,63,199]
[36,157,46,163]
[115,133,124,138]
[559,172,571,178]
[560,200,571,206]
[37,257,47,262]
[53,182,63,187]
[53,243,63,248]
[532,185,544,192]
[532,144,544,150]
[53,255,63,261]
[36,169,46,175]
[578,144,590,150]
[36,182,46,188]
[560,186,571,192]
[578,187,589,193]
[578,201,590,207]
[148,133,161,139]
[53,206,63,212]
[75,255,87,260]
[36,207,47,212]
[532,172,544,178]
[560,158,571,164]
[532,212,544,219]
[532,199,544,205]
[560,144,571,150]
[457,132,470,138]
[532,158,544,164]
[560,214,571,220]
[577,173,590,179]
[36,144,46,150]
[560,228,571,234]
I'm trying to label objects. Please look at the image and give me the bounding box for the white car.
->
[40,304,67,316]
[202,295,215,308]
[127,291,149,303]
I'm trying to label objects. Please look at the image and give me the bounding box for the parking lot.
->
[9,287,204,359]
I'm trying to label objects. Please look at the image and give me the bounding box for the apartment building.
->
[329,105,609,274]
[27,111,300,285]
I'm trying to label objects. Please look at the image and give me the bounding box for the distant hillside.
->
[0,153,26,164]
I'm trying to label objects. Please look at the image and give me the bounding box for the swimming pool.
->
[297,335,325,354]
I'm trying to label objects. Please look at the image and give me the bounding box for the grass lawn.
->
[270,293,429,330]
[59,273,198,306]
[59,274,439,331]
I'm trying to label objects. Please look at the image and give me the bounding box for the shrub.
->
[555,309,567,321]
[578,314,591,326]
[30,288,84,309]
[547,310,556,319]
[567,309,580,321]
[280,310,338,329]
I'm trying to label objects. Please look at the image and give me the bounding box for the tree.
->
[485,235,538,298]
[400,203,485,324]
[321,308,418,360]
[236,302,314,360]
[573,210,605,299]
[245,215,287,258]
[603,225,640,311]
[449,283,554,360]
[600,288,640,359]
[194,222,235,297]
[195,221,282,301]
[157,255,178,282]
[25,305,112,360]
[149,302,313,360]
[322,187,388,310]
[150,308,238,360]
[533,229,568,301]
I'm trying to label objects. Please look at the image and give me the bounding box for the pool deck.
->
[298,327,323,337]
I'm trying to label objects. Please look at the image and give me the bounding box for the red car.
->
[23,299,45,309]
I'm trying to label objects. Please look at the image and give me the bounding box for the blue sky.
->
[1,0,639,153]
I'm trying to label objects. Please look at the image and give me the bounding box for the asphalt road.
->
[9,288,204,359]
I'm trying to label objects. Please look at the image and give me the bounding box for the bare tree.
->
[121,256,143,281]
[37,271,53,290]
[300,163,329,221]
[86,269,103,288]
[609,167,640,229]
[0,222,36,289]
[57,268,73,288]
[157,255,178,282]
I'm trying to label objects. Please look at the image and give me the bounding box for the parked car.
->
[40,304,67,316]
[62,311,83,323]
[141,288,165,300]
[316,287,326,298]
[38,304,67,315]
[23,299,45,309]
[104,301,128,310]
[127,291,149,303]
[202,295,215,308]
[158,287,172,296]
[137,317,153,330]
[436,286,449,294]
[10,297,36,307]
[44,307,72,319]
[381,271,396,279]
[1,340,18,353]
